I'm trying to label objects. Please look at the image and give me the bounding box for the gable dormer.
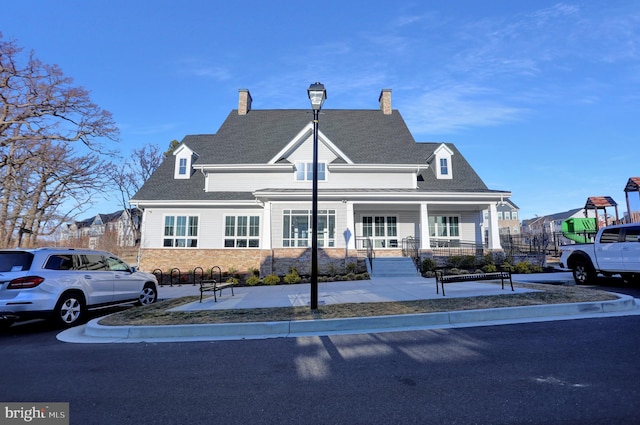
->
[428,143,454,180]
[173,144,198,179]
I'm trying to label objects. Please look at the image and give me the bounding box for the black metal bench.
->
[199,279,235,302]
[435,267,513,296]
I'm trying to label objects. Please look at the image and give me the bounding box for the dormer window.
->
[178,158,187,175]
[430,143,454,180]
[440,158,449,175]
[173,144,198,180]
[295,161,326,181]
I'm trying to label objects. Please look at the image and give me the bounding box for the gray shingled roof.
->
[133,108,498,202]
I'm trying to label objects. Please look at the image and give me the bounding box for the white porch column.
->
[345,201,356,250]
[487,203,502,250]
[420,203,431,250]
[262,201,272,249]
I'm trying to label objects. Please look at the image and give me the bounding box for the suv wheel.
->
[55,293,86,327]
[137,284,157,306]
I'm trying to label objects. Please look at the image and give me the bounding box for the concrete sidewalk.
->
[57,272,640,343]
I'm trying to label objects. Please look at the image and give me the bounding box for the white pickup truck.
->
[559,223,640,284]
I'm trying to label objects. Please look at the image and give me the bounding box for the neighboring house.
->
[60,209,141,250]
[521,208,585,237]
[131,89,511,275]
[483,198,520,237]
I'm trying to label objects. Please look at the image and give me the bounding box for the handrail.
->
[402,236,421,271]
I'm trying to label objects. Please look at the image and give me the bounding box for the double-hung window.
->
[295,162,326,181]
[163,215,199,247]
[178,158,187,175]
[440,158,448,175]
[225,216,260,247]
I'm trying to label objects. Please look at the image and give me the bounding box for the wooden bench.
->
[199,279,235,302]
[435,267,513,296]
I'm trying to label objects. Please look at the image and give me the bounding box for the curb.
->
[64,295,639,343]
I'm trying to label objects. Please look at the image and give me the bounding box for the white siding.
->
[142,207,263,249]
[288,137,338,163]
[207,170,416,191]
[207,172,290,191]
[326,171,414,189]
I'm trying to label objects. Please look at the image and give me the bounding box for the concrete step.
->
[370,257,420,277]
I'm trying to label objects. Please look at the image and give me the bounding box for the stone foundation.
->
[138,248,362,277]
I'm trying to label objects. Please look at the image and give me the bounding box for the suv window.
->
[105,255,130,272]
[0,251,34,272]
[44,254,76,271]
[77,254,108,271]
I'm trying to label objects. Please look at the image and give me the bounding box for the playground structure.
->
[561,177,640,243]
[561,217,597,243]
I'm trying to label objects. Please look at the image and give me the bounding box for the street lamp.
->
[307,82,326,310]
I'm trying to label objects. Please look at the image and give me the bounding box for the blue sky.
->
[2,0,639,221]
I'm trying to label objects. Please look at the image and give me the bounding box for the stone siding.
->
[138,248,361,277]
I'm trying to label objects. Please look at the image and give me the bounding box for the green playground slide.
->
[561,218,597,243]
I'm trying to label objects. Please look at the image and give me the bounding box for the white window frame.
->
[282,209,336,247]
[224,215,261,248]
[295,161,327,182]
[178,158,187,175]
[440,158,448,175]
[361,216,399,248]
[163,215,199,247]
[428,215,460,246]
[433,143,453,180]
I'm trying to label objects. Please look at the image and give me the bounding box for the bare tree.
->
[106,143,163,245]
[1,34,119,247]
[0,34,118,150]
[3,139,109,247]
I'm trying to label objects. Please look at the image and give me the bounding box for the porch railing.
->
[429,239,486,256]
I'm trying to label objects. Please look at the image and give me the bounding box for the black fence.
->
[500,231,591,257]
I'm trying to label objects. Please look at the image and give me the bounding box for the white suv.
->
[0,248,158,328]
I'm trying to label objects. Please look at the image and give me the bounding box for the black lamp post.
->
[307,82,326,310]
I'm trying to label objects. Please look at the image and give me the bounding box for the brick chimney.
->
[379,89,392,115]
[238,89,252,115]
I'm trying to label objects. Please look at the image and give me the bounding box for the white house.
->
[131,89,511,275]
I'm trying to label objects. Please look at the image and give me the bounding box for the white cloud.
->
[402,84,526,135]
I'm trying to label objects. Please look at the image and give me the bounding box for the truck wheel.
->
[573,260,596,284]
